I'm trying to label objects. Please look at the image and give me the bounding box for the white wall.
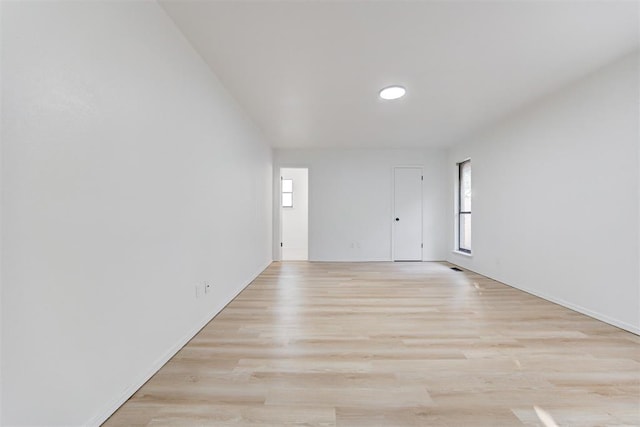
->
[1,2,272,426]
[274,149,448,261]
[448,52,640,334]
[281,168,308,260]
[0,1,3,421]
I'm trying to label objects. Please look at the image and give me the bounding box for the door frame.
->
[391,165,424,261]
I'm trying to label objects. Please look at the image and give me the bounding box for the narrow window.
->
[282,179,293,208]
[458,160,471,253]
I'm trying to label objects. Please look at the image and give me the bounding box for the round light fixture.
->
[379,85,406,100]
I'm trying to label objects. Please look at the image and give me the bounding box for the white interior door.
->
[393,167,422,261]
[281,168,309,260]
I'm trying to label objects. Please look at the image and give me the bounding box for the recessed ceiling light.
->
[379,85,406,100]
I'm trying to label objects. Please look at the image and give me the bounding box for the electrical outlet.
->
[204,282,211,294]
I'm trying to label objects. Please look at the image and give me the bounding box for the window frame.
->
[281,178,294,208]
[457,160,471,254]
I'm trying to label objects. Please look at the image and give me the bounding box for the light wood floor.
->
[105,262,640,426]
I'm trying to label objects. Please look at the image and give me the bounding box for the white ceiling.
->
[160,1,639,149]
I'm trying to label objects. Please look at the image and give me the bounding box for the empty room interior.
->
[1,1,639,426]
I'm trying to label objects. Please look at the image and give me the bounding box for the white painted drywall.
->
[447,52,640,333]
[281,168,308,260]
[274,149,448,261]
[0,2,3,421]
[160,0,639,150]
[1,2,272,425]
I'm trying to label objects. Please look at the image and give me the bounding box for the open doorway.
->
[280,168,309,260]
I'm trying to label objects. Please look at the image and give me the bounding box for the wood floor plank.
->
[104,262,640,426]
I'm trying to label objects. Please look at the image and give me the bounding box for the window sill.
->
[452,250,473,257]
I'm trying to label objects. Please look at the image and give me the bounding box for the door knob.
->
[395,218,399,221]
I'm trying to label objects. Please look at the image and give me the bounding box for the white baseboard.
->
[513,284,640,335]
[304,259,446,263]
[87,260,273,427]
[450,263,640,336]
[324,259,390,262]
